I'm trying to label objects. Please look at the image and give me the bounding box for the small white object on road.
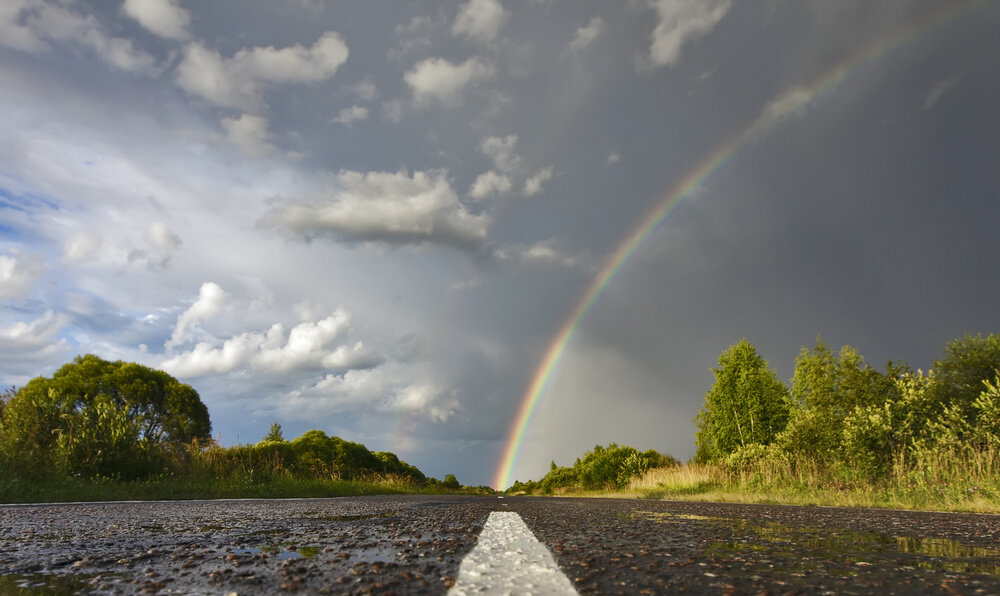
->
[449,511,578,595]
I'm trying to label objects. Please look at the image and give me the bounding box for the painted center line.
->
[449,511,579,595]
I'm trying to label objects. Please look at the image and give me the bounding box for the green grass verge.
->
[512,463,1000,514]
[0,474,479,504]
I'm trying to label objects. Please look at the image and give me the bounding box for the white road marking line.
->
[449,511,579,596]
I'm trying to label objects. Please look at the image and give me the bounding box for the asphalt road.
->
[2,495,1000,594]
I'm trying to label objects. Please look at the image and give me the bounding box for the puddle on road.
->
[639,511,1000,576]
[314,512,396,522]
[0,573,117,595]
[233,545,321,560]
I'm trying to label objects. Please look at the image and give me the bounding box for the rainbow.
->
[492,0,993,490]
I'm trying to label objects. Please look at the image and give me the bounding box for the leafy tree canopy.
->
[263,422,285,442]
[930,333,1000,421]
[779,338,900,458]
[0,354,210,478]
[694,339,790,462]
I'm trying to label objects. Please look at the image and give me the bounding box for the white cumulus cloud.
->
[277,368,459,423]
[405,57,495,106]
[645,0,731,68]
[479,134,521,172]
[523,166,553,197]
[222,113,276,156]
[149,221,182,251]
[175,31,349,110]
[122,0,190,41]
[468,170,512,200]
[0,251,46,299]
[453,0,509,45]
[161,309,382,378]
[492,240,584,269]
[262,170,490,250]
[0,311,70,375]
[63,232,103,263]
[166,281,228,350]
[568,16,605,53]
[332,105,369,125]
[0,0,155,72]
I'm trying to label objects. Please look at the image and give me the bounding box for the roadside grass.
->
[510,447,1000,514]
[623,449,1000,514]
[0,472,478,504]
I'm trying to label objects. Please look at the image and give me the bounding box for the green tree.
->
[929,333,1000,423]
[442,473,461,489]
[694,340,791,462]
[290,430,335,475]
[0,355,211,478]
[263,422,285,442]
[778,339,897,459]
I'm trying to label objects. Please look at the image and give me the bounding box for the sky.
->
[1,0,999,489]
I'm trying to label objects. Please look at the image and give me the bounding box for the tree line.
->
[507,443,678,494]
[0,355,430,489]
[694,333,1000,480]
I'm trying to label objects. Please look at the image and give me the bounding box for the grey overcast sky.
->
[2,0,999,488]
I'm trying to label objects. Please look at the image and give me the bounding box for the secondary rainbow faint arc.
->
[492,0,993,490]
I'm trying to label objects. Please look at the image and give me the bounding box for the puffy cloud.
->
[277,368,459,423]
[0,0,47,52]
[122,0,190,41]
[332,105,369,125]
[175,31,349,110]
[389,384,459,422]
[221,113,276,156]
[468,170,512,200]
[173,43,242,108]
[568,16,605,53]
[254,310,351,372]
[0,311,63,346]
[262,169,490,250]
[453,0,509,45]
[522,166,553,197]
[0,311,70,377]
[0,251,46,299]
[161,309,382,378]
[161,332,258,376]
[606,152,621,165]
[63,232,103,263]
[755,86,813,130]
[124,222,184,270]
[405,57,495,106]
[149,221,182,251]
[492,240,583,269]
[479,134,520,172]
[166,281,228,349]
[0,0,155,72]
[645,0,731,68]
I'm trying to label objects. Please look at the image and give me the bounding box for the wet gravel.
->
[512,498,1000,595]
[2,495,1000,594]
[0,495,494,594]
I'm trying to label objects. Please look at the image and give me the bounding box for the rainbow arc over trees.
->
[492,0,993,490]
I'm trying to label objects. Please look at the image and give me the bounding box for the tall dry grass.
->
[628,445,1000,513]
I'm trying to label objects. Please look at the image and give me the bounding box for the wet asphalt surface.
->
[1,495,1000,594]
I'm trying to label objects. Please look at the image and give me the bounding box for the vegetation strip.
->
[507,333,1000,514]
[0,355,488,503]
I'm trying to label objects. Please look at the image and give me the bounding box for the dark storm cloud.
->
[1,0,998,485]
